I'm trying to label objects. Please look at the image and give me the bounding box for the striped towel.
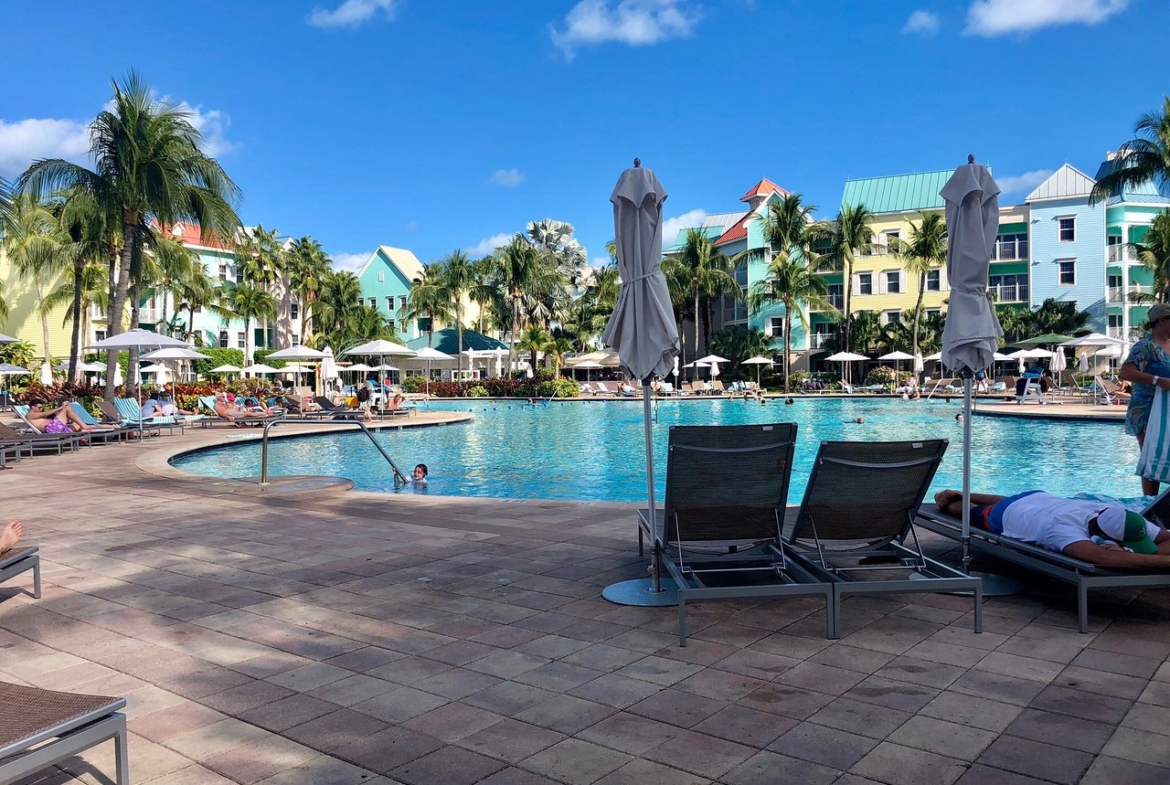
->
[1137,388,1170,483]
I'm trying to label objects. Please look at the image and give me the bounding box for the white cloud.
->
[902,10,940,35]
[0,118,90,179]
[551,0,702,61]
[590,254,613,268]
[174,103,236,157]
[330,251,371,272]
[404,220,418,232]
[489,168,525,188]
[465,233,513,257]
[309,0,398,28]
[965,0,1128,36]
[997,168,1055,194]
[659,208,708,248]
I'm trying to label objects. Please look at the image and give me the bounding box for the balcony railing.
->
[809,294,845,311]
[1108,285,1154,303]
[1108,246,1140,264]
[811,333,835,349]
[989,284,1028,303]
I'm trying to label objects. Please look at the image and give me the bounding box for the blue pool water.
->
[171,398,1142,504]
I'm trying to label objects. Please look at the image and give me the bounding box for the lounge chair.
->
[113,398,185,434]
[640,423,833,645]
[916,491,1170,633]
[0,543,40,598]
[0,681,128,785]
[0,422,81,455]
[95,401,167,437]
[709,380,726,395]
[783,439,982,638]
[12,405,119,446]
[197,396,278,426]
[311,396,364,419]
[58,404,131,444]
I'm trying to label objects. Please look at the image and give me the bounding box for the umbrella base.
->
[911,570,1024,597]
[602,578,679,607]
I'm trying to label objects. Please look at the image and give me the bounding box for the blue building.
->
[354,246,427,342]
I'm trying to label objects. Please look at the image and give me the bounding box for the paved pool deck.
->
[1,418,1168,785]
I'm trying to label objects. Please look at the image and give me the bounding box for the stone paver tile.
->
[464,681,558,716]
[672,667,765,702]
[1005,707,1114,753]
[1101,726,1170,768]
[603,628,678,655]
[567,672,662,709]
[561,643,646,672]
[844,675,939,713]
[331,725,443,774]
[851,741,967,785]
[478,767,561,785]
[807,697,912,740]
[392,746,507,785]
[737,683,834,720]
[1121,701,1170,735]
[1080,755,1170,785]
[747,632,833,661]
[594,758,713,785]
[1054,664,1149,700]
[457,718,566,763]
[974,651,1064,684]
[1073,646,1162,678]
[305,673,397,706]
[774,661,868,696]
[520,738,631,785]
[1030,684,1133,724]
[841,616,942,655]
[954,764,1052,785]
[577,712,682,755]
[465,649,551,679]
[252,756,382,785]
[950,669,1047,707]
[981,736,1096,785]
[644,728,756,779]
[903,639,988,668]
[807,644,894,674]
[927,626,1008,652]
[131,764,239,785]
[692,704,798,749]
[323,645,405,674]
[888,715,997,761]
[284,708,389,753]
[264,662,351,692]
[627,688,727,729]
[874,655,966,689]
[767,721,878,770]
[1139,680,1170,707]
[352,685,449,723]
[722,750,839,785]
[403,702,505,743]
[420,639,500,667]
[514,661,602,692]
[515,694,616,735]
[163,718,272,759]
[367,655,452,685]
[413,667,500,700]
[202,737,318,784]
[615,656,703,687]
[1155,661,1170,682]
[995,635,1086,665]
[237,693,338,733]
[201,679,296,715]
[514,634,593,660]
[130,701,226,742]
[655,638,740,667]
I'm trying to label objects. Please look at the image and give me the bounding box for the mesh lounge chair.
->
[0,543,39,598]
[197,396,278,426]
[643,424,833,645]
[784,439,982,638]
[113,398,184,434]
[0,422,81,455]
[311,396,364,419]
[12,405,118,447]
[0,681,128,785]
[94,401,165,438]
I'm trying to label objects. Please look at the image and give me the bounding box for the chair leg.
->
[33,555,41,599]
[1078,584,1089,633]
[973,585,982,633]
[677,596,688,647]
[830,586,842,639]
[114,715,129,785]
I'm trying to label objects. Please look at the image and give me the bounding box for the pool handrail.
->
[258,417,407,487]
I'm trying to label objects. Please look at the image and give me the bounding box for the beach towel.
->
[1136,388,1170,484]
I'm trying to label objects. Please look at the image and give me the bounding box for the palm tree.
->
[309,269,364,348]
[55,185,114,380]
[40,261,109,368]
[217,282,276,364]
[829,310,883,355]
[175,265,218,345]
[892,211,947,360]
[678,227,740,357]
[400,262,454,347]
[492,235,547,375]
[748,254,835,392]
[435,250,473,371]
[287,236,331,340]
[1091,96,1170,203]
[515,325,553,371]
[151,236,201,336]
[544,335,573,371]
[826,203,874,355]
[1129,210,1170,304]
[19,70,241,398]
[708,325,772,374]
[2,192,67,368]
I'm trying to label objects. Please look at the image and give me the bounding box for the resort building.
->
[354,246,426,343]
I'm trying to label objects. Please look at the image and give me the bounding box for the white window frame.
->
[882,270,901,295]
[883,230,900,254]
[1057,258,1076,286]
[377,271,385,282]
[219,263,228,281]
[1058,216,1076,243]
[855,273,873,296]
[769,317,784,338]
[218,330,229,348]
[883,310,900,325]
[925,270,941,292]
[237,331,246,349]
[290,302,299,320]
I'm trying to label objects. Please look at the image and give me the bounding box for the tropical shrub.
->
[864,366,899,386]
[191,348,246,377]
[467,385,489,397]
[402,375,427,393]
[539,378,579,398]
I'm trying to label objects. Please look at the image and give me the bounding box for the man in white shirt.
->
[934,489,1170,569]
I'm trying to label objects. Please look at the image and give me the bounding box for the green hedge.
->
[191,347,245,377]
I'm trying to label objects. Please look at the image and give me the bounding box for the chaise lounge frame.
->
[0,546,40,599]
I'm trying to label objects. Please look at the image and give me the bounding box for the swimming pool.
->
[171,398,1143,504]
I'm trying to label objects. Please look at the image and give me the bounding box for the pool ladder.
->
[258,417,407,487]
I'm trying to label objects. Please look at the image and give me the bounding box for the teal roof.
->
[1094,158,1170,205]
[841,169,956,213]
[406,328,508,354]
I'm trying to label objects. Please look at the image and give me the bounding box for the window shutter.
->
[878,273,887,295]
[939,267,949,291]
[851,275,861,296]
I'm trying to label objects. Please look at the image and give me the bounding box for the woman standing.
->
[1120,303,1170,495]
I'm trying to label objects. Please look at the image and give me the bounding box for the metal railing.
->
[258,417,406,487]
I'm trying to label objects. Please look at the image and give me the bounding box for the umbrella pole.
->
[961,371,973,574]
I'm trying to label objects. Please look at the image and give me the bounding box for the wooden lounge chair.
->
[0,681,128,785]
[784,439,982,638]
[639,423,833,645]
[0,543,40,598]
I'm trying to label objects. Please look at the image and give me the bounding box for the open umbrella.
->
[574,359,603,383]
[345,340,416,393]
[600,160,679,607]
[1015,332,1073,348]
[939,156,1016,595]
[413,347,453,400]
[87,329,190,428]
[0,363,28,408]
[1059,332,1129,348]
[209,363,242,374]
[268,344,328,393]
[242,363,277,375]
[0,332,16,344]
[825,351,867,387]
[742,355,773,386]
[879,350,915,385]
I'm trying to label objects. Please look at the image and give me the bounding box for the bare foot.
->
[0,520,22,554]
[934,489,962,508]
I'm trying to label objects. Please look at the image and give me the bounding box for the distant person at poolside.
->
[25,400,100,433]
[213,393,253,425]
[933,489,1170,568]
[845,416,864,424]
[1120,302,1170,496]
[785,397,795,405]
[159,392,196,416]
[388,393,406,411]
[356,385,373,420]
[139,393,165,419]
[0,520,22,554]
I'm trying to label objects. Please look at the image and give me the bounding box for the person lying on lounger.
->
[0,520,22,554]
[25,401,101,433]
[934,489,1170,568]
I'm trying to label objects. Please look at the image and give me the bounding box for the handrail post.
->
[258,416,405,489]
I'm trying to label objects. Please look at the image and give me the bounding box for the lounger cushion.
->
[0,682,123,757]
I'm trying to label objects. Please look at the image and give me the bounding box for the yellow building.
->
[0,248,74,362]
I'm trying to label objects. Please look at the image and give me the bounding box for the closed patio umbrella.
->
[600,160,679,607]
[1050,348,1068,385]
[940,156,1016,595]
[39,361,52,387]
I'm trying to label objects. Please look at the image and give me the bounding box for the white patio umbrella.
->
[322,347,340,394]
[209,363,242,374]
[939,156,1016,595]
[0,332,16,344]
[574,359,604,382]
[139,363,169,382]
[242,363,277,375]
[696,354,729,364]
[1050,348,1068,385]
[141,346,207,383]
[87,329,189,407]
[1095,344,1124,358]
[345,339,417,389]
[925,351,943,361]
[0,363,28,407]
[825,351,867,387]
[599,161,679,607]
[39,361,52,386]
[413,347,453,400]
[879,350,915,383]
[376,363,400,372]
[1059,332,1129,348]
[742,355,773,386]
[267,344,328,393]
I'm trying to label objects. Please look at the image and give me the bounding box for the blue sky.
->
[1,0,1165,271]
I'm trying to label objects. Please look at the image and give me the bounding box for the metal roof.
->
[666,211,746,251]
[1025,164,1096,201]
[1095,157,1170,204]
[840,169,954,213]
[406,328,508,353]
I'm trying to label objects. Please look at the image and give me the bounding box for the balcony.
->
[1108,285,1154,303]
[989,283,1028,303]
[811,333,835,349]
[809,294,845,312]
[1108,246,1139,264]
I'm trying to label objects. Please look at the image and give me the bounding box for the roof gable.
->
[1094,156,1170,204]
[355,245,424,285]
[739,178,788,202]
[1026,164,1096,201]
[841,169,955,214]
[405,327,508,353]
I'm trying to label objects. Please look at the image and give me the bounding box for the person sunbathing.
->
[25,401,100,433]
[0,520,22,554]
[934,489,1170,568]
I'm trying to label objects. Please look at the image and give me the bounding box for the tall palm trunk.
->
[912,273,926,363]
[36,279,50,377]
[105,218,136,399]
[456,300,464,374]
[842,257,853,354]
[693,289,700,361]
[128,276,145,388]
[783,306,793,394]
[69,256,84,382]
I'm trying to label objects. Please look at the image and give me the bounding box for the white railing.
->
[811,334,835,349]
[1108,285,1155,303]
[989,284,1028,303]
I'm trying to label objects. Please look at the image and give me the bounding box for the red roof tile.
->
[151,220,234,251]
[714,216,749,247]
[739,178,788,202]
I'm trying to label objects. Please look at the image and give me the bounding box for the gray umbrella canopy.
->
[601,164,679,382]
[87,329,189,351]
[940,161,1003,372]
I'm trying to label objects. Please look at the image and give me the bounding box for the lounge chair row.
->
[635,425,981,644]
